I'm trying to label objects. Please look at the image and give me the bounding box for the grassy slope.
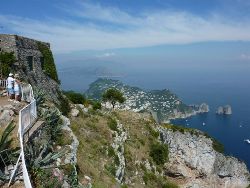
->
[70,109,178,188]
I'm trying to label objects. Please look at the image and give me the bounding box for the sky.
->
[1,0,250,67]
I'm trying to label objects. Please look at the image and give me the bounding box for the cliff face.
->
[158,127,250,188]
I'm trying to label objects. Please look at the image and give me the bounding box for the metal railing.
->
[0,79,38,188]
[21,83,34,103]
[0,79,7,88]
[19,99,37,136]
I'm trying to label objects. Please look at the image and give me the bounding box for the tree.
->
[102,88,125,109]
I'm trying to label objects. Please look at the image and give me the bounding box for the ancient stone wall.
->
[0,34,61,104]
[0,34,18,56]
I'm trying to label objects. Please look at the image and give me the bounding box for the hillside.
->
[68,106,250,188]
[86,79,208,123]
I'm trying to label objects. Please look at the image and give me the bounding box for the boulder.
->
[71,109,79,117]
[0,109,14,126]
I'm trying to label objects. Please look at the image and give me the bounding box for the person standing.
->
[14,74,21,102]
[6,73,14,100]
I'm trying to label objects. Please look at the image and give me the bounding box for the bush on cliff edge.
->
[150,142,169,165]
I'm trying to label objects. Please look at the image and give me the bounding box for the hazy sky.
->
[1,0,250,66]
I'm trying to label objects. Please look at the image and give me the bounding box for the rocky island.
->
[216,105,232,115]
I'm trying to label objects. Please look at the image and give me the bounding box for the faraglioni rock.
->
[216,105,232,115]
[223,105,232,115]
[198,103,209,113]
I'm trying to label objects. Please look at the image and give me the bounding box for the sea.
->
[57,60,250,169]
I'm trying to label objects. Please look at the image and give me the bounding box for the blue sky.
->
[1,0,250,63]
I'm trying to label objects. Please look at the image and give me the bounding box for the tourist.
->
[14,74,21,102]
[6,73,14,100]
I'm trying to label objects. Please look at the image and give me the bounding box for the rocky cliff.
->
[158,126,249,188]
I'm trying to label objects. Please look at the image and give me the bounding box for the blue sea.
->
[57,61,250,169]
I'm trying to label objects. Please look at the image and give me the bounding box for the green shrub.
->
[150,143,169,165]
[57,92,70,116]
[37,42,59,83]
[143,172,157,185]
[145,123,159,138]
[0,52,16,78]
[107,146,115,157]
[114,154,120,165]
[92,101,102,110]
[55,130,72,146]
[63,91,86,104]
[121,185,128,188]
[107,117,118,132]
[31,168,63,188]
[105,164,116,176]
[162,182,179,188]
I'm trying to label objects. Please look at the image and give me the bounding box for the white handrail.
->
[4,80,37,188]
[0,79,7,88]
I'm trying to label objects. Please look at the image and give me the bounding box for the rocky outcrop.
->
[158,126,250,188]
[71,108,79,117]
[111,121,127,183]
[60,115,79,164]
[166,103,209,123]
[216,105,232,115]
[0,102,23,126]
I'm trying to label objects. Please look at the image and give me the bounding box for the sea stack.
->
[199,103,209,113]
[216,106,224,115]
[216,105,232,115]
[223,105,232,115]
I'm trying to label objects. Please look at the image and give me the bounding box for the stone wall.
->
[0,34,18,57]
[0,34,61,104]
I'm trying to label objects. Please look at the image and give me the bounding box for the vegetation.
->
[64,90,86,104]
[107,117,118,132]
[0,121,17,152]
[91,100,102,111]
[26,106,67,187]
[142,171,178,188]
[57,91,71,116]
[0,51,16,78]
[102,88,125,109]
[164,123,199,135]
[37,42,59,83]
[204,133,224,153]
[164,124,224,153]
[28,163,64,188]
[0,122,19,181]
[69,107,180,187]
[150,142,169,165]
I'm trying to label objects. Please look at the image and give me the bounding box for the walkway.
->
[0,82,38,188]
